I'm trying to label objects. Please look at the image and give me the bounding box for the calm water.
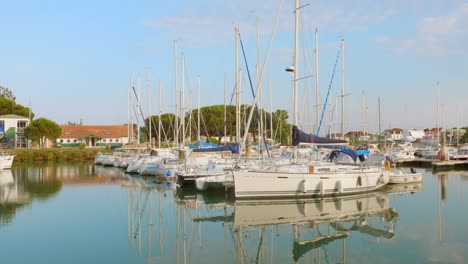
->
[1,163,468,264]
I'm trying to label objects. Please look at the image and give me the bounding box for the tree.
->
[0,85,16,101]
[0,96,34,118]
[24,118,62,148]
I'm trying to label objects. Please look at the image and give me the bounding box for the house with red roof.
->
[57,125,135,148]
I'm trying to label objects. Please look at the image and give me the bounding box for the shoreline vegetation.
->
[9,148,110,164]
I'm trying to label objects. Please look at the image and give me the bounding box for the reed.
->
[11,149,110,163]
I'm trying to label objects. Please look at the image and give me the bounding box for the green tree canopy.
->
[146,105,292,145]
[24,118,62,148]
[0,85,16,101]
[0,96,34,118]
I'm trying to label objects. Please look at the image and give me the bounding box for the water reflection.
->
[0,162,126,228]
[11,163,468,263]
[120,177,409,263]
[0,170,31,228]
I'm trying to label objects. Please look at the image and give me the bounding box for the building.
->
[382,129,403,141]
[403,129,426,142]
[344,131,369,141]
[57,125,134,148]
[0,114,30,148]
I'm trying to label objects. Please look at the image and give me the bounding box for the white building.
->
[403,129,426,142]
[0,114,30,148]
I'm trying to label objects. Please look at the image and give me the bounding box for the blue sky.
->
[1,0,467,135]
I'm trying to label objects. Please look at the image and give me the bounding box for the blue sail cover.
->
[193,143,240,154]
[292,126,347,146]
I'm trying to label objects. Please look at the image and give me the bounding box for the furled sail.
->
[292,126,347,146]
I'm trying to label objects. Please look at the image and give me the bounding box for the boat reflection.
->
[120,175,410,263]
[0,170,32,228]
[231,191,397,263]
[382,182,423,195]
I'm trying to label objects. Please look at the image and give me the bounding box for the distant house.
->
[382,129,403,141]
[57,125,134,148]
[327,133,344,140]
[344,131,369,141]
[421,128,443,144]
[0,114,30,148]
[403,129,426,142]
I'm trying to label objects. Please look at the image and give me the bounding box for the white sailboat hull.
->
[233,166,388,198]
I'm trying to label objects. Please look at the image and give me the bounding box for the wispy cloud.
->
[372,35,393,44]
[396,3,468,56]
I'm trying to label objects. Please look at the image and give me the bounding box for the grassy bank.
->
[11,148,111,163]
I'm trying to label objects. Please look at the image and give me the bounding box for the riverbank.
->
[9,148,110,163]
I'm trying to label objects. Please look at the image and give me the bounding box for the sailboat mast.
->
[146,67,152,146]
[293,0,299,128]
[257,16,263,153]
[437,81,440,145]
[223,73,227,144]
[378,96,381,138]
[269,73,273,142]
[158,80,162,149]
[137,74,141,145]
[340,38,345,137]
[174,40,179,147]
[315,28,320,133]
[235,26,241,144]
[198,75,201,142]
[129,76,133,144]
[181,52,186,147]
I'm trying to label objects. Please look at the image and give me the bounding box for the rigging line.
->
[132,85,151,145]
[133,189,151,239]
[327,101,337,137]
[218,81,240,144]
[316,49,340,137]
[238,0,283,162]
[239,35,271,158]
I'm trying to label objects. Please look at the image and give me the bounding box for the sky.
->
[1,0,467,135]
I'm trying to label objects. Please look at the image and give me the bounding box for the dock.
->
[396,158,468,171]
[432,160,468,171]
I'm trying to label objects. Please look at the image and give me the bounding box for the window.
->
[60,139,64,143]
[109,139,113,143]
[115,139,119,142]
[17,121,27,133]
[73,139,77,143]
[67,139,70,143]
[65,131,72,135]
[102,139,106,143]
[105,131,112,135]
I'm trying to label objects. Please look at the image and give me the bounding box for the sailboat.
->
[232,0,389,198]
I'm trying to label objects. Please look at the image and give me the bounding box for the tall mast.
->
[137,74,141,145]
[174,40,179,147]
[340,38,345,137]
[235,26,240,144]
[257,16,263,152]
[198,75,201,143]
[146,67,152,146]
[158,80,162,149]
[363,90,367,137]
[437,81,440,145]
[129,76,133,144]
[378,96,381,139]
[293,0,299,128]
[223,73,227,144]
[269,73,273,141]
[181,52,185,147]
[189,90,192,143]
[315,28,320,133]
